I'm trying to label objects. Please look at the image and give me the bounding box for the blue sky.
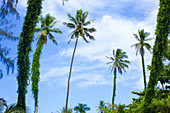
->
[0,0,160,113]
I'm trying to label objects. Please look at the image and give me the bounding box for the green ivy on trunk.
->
[17,0,42,110]
[141,0,170,112]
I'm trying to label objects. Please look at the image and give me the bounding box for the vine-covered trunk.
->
[17,0,42,110]
[65,38,78,113]
[141,0,170,112]
[141,52,146,89]
[31,37,44,113]
[112,68,117,109]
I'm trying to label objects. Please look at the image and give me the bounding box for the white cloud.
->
[17,0,159,90]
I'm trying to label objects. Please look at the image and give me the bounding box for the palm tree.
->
[31,14,62,113]
[98,101,105,113]
[74,103,90,113]
[106,49,130,108]
[131,29,153,89]
[63,9,96,113]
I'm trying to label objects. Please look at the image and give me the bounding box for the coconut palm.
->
[31,14,62,113]
[106,49,130,108]
[63,9,96,113]
[131,29,153,89]
[74,103,90,113]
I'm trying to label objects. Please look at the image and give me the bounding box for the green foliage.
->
[16,0,42,110]
[142,0,170,112]
[31,14,61,112]
[0,18,19,79]
[106,49,130,106]
[97,101,127,113]
[74,103,90,113]
[126,89,170,113]
[0,0,19,19]
[131,29,153,89]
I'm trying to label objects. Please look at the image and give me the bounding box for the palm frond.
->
[144,43,152,52]
[49,28,62,34]
[49,21,57,28]
[82,11,88,23]
[49,33,57,45]
[83,20,94,26]
[67,13,77,25]
[133,33,140,41]
[63,22,75,29]
[80,31,89,43]
[145,37,154,41]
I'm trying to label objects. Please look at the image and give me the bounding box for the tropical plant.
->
[16,0,43,110]
[57,107,73,113]
[63,9,96,113]
[0,98,26,113]
[141,0,170,112]
[74,103,90,113]
[131,29,153,89]
[98,101,105,113]
[106,49,130,108]
[31,13,61,113]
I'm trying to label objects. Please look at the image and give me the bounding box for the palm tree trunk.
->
[31,37,44,113]
[112,68,117,109]
[65,38,78,113]
[141,53,146,89]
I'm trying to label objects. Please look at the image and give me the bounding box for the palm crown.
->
[35,14,62,45]
[74,103,90,113]
[131,29,153,55]
[63,9,96,43]
[107,49,130,74]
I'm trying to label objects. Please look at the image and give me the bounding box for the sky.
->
[0,0,160,113]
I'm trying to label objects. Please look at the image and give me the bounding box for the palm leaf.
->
[49,28,62,34]
[49,33,57,45]
[67,13,77,25]
[34,27,41,32]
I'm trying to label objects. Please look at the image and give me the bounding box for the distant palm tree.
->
[131,29,153,89]
[74,103,90,113]
[106,49,130,108]
[98,101,105,113]
[63,9,96,113]
[31,14,62,113]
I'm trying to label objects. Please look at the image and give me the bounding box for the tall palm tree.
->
[131,29,153,89]
[74,103,90,113]
[63,9,96,113]
[31,14,62,113]
[106,49,130,108]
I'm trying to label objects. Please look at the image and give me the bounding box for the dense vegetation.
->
[0,0,169,113]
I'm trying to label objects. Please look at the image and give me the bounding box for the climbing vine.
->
[31,36,44,112]
[16,0,42,110]
[141,0,170,112]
